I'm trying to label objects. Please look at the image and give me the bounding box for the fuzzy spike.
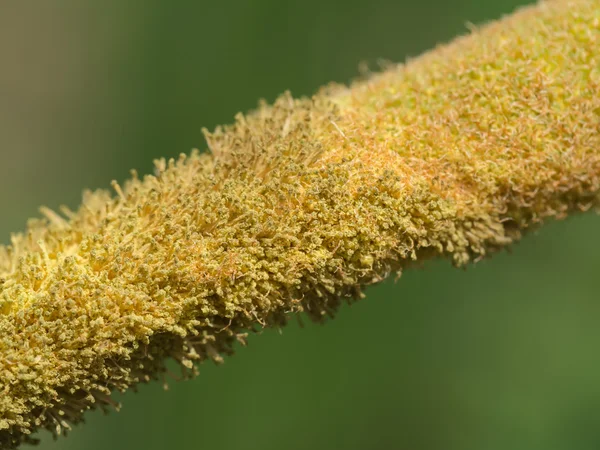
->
[1,0,600,448]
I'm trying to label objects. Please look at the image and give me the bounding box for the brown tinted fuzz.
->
[1,0,599,447]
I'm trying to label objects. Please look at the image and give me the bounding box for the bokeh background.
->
[1,1,599,449]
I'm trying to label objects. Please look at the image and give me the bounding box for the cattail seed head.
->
[1,0,599,447]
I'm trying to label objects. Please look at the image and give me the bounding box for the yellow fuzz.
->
[1,0,599,447]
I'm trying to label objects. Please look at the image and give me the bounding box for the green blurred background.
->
[2,1,600,449]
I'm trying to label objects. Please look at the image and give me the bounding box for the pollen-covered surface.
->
[1,0,599,448]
